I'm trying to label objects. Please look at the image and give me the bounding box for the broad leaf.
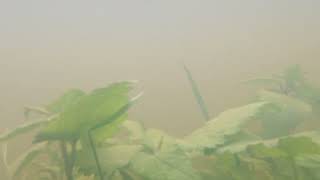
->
[256,90,312,138]
[129,148,200,180]
[76,145,142,177]
[34,81,134,142]
[184,102,267,150]
[45,89,86,113]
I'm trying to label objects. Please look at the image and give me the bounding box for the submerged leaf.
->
[10,143,48,179]
[34,81,134,142]
[76,145,142,177]
[130,148,200,180]
[185,102,267,150]
[256,90,313,138]
[258,90,312,113]
[45,89,86,113]
[0,117,55,142]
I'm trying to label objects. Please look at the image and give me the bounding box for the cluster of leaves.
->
[1,65,320,180]
[193,136,320,180]
[0,81,142,180]
[242,65,320,138]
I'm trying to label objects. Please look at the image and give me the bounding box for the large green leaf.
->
[256,90,313,138]
[34,81,134,142]
[184,102,267,151]
[218,130,320,154]
[296,154,320,169]
[45,89,86,113]
[129,148,200,180]
[76,145,142,177]
[258,90,312,113]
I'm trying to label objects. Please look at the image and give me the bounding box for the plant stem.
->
[290,157,299,180]
[88,130,104,180]
[59,140,73,180]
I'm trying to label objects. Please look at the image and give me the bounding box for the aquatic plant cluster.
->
[1,65,320,180]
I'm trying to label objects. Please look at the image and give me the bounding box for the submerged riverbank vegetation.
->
[1,65,320,180]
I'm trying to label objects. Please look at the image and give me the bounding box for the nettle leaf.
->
[129,148,200,180]
[258,90,312,113]
[45,89,86,113]
[76,145,142,177]
[296,154,320,169]
[256,90,313,138]
[292,130,320,144]
[184,102,267,151]
[277,136,320,156]
[34,81,134,142]
[216,130,262,153]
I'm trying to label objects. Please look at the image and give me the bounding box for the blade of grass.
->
[183,63,210,121]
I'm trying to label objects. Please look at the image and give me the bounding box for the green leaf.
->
[129,148,200,180]
[296,154,320,169]
[0,117,55,142]
[256,90,312,138]
[258,90,312,113]
[277,137,320,156]
[10,143,48,179]
[45,89,86,113]
[76,145,142,177]
[184,102,267,151]
[216,130,262,153]
[34,81,135,142]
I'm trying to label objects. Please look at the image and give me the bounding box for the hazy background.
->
[1,0,320,136]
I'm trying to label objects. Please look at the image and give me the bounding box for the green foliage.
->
[193,137,320,180]
[34,81,134,142]
[255,90,313,138]
[130,148,200,180]
[76,145,142,177]
[184,102,267,151]
[242,65,319,139]
[4,142,62,180]
[3,65,320,180]
[45,89,86,114]
[0,117,55,142]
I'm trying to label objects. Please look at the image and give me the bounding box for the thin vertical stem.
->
[59,140,73,180]
[88,130,104,180]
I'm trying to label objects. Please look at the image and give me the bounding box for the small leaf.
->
[0,117,55,142]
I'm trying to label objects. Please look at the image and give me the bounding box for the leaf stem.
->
[87,130,104,180]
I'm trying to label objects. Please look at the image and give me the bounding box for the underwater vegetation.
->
[1,65,320,180]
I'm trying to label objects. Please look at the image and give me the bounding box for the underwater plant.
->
[183,63,210,121]
[1,65,320,180]
[0,81,142,180]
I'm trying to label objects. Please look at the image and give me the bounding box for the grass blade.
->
[183,64,210,121]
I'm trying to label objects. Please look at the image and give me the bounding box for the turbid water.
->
[1,1,320,180]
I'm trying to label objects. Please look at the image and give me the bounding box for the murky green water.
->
[1,1,320,179]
